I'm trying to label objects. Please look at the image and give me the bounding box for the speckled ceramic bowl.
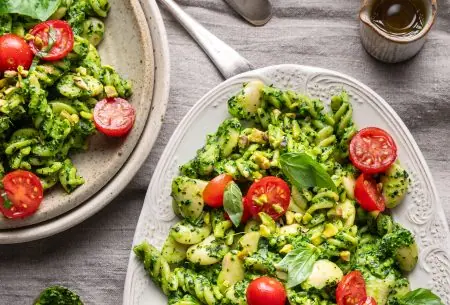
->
[0,0,170,241]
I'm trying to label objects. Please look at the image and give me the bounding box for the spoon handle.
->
[157,0,254,79]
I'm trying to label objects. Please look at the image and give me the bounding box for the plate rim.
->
[123,63,450,304]
[0,0,171,244]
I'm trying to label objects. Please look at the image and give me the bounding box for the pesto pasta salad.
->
[0,0,136,219]
[134,81,444,305]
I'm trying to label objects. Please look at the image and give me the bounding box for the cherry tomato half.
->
[94,97,136,137]
[246,176,290,220]
[241,196,252,223]
[246,276,286,305]
[0,34,33,73]
[29,20,74,61]
[359,297,377,305]
[0,170,44,219]
[349,127,397,174]
[336,271,367,305]
[354,174,385,212]
[203,174,233,208]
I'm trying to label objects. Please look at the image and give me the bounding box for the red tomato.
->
[349,127,397,174]
[0,170,44,219]
[246,176,290,220]
[354,174,385,212]
[241,196,252,223]
[0,34,33,72]
[359,297,377,305]
[29,20,74,61]
[336,271,367,305]
[246,276,286,305]
[94,97,136,137]
[203,174,233,208]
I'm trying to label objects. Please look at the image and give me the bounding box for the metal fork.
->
[157,0,254,79]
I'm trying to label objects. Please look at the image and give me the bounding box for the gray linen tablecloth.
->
[1,1,449,304]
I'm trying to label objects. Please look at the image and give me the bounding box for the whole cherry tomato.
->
[203,174,233,208]
[0,34,33,73]
[246,276,286,305]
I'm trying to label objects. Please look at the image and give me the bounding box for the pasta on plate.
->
[133,81,442,305]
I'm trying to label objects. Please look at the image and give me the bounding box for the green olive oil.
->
[371,0,426,37]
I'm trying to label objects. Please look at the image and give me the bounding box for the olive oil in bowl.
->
[359,0,436,62]
[371,0,426,37]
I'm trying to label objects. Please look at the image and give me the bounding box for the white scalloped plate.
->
[123,64,450,305]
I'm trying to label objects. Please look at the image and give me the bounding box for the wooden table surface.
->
[1,1,449,304]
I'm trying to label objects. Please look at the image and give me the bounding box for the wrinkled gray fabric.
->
[1,1,449,304]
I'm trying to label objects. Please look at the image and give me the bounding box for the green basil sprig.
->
[0,0,61,22]
[397,289,444,305]
[36,26,58,58]
[1,193,12,209]
[276,243,319,288]
[223,181,243,227]
[280,152,337,192]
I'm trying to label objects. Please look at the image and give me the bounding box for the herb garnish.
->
[280,152,337,192]
[276,242,319,288]
[223,181,243,227]
[0,0,61,22]
[397,288,444,305]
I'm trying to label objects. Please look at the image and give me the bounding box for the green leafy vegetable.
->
[0,0,61,22]
[223,181,243,227]
[34,286,83,305]
[276,242,319,288]
[1,193,12,209]
[280,152,337,192]
[398,289,444,305]
[36,25,58,58]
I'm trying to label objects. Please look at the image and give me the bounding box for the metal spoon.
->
[223,0,272,26]
[157,0,254,79]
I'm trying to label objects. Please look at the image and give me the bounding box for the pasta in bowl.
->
[0,0,155,230]
[127,68,448,305]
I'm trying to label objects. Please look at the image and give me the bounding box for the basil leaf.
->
[280,152,337,192]
[276,243,319,288]
[223,181,243,227]
[1,193,12,209]
[3,200,12,209]
[399,289,444,305]
[0,0,61,21]
[36,25,57,58]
